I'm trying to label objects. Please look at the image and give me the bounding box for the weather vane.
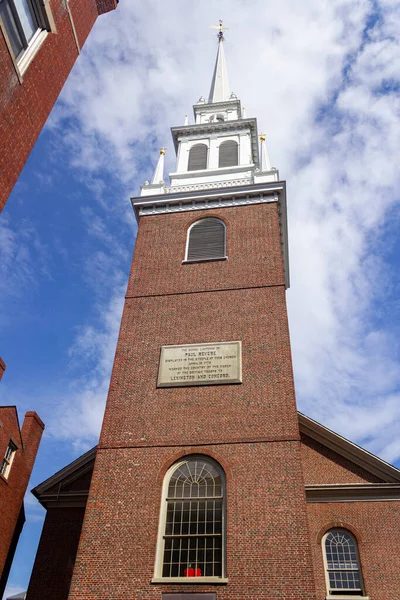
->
[209,19,228,42]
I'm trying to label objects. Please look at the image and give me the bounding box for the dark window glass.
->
[162,458,224,578]
[0,0,40,59]
[0,0,24,57]
[325,530,363,595]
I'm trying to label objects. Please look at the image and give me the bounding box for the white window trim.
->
[17,27,47,75]
[183,218,227,263]
[0,440,17,479]
[0,0,53,82]
[153,455,227,582]
[325,596,370,600]
[322,529,366,598]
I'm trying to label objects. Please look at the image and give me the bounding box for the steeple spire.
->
[259,134,271,171]
[151,148,165,184]
[208,20,231,103]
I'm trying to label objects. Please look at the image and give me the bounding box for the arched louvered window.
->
[156,456,225,579]
[188,143,208,171]
[323,529,364,596]
[185,218,226,262]
[218,140,238,168]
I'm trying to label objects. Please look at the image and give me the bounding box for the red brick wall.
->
[95,0,118,15]
[103,204,295,448]
[307,501,400,599]
[0,0,117,213]
[67,202,318,599]
[127,205,284,297]
[26,507,86,600]
[0,409,44,578]
[69,444,316,600]
[300,433,383,484]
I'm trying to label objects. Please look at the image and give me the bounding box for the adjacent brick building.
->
[26,31,400,600]
[0,360,44,597]
[0,0,118,212]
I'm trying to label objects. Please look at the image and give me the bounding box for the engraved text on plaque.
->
[157,341,242,388]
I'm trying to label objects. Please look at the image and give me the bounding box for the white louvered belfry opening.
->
[186,218,226,262]
[218,140,238,168]
[188,144,208,171]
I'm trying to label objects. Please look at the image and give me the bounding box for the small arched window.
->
[323,529,364,596]
[188,143,208,171]
[156,456,225,579]
[218,140,238,168]
[185,218,226,262]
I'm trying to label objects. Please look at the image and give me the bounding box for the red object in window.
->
[184,566,202,577]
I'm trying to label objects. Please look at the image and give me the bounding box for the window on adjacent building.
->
[188,143,208,171]
[218,140,238,168]
[323,529,364,596]
[185,218,226,262]
[0,440,17,479]
[156,456,225,579]
[0,0,42,58]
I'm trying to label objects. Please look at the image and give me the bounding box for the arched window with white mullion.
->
[155,456,226,580]
[323,529,364,596]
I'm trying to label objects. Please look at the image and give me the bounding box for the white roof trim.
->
[299,412,400,483]
[32,447,96,500]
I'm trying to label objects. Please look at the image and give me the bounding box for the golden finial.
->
[160,147,166,155]
[259,133,266,142]
[209,19,229,41]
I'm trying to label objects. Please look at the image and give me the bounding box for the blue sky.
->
[1,0,400,595]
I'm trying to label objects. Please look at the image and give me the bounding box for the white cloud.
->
[48,284,125,451]
[6,0,398,465]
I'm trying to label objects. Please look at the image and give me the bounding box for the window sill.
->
[182,257,227,264]
[326,596,369,599]
[17,29,48,77]
[151,577,228,585]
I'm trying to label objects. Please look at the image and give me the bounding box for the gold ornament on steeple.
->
[209,19,229,42]
[160,147,166,155]
[260,133,266,142]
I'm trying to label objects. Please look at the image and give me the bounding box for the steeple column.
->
[239,132,252,165]
[208,135,219,170]
[176,138,189,172]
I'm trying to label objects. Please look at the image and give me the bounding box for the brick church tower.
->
[66,26,318,599]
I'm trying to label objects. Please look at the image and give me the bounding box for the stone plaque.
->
[157,341,242,388]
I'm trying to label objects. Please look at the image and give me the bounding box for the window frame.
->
[183,217,227,264]
[322,528,366,599]
[0,0,52,80]
[153,455,227,584]
[0,440,17,479]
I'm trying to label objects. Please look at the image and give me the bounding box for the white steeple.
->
[260,134,271,171]
[151,148,166,184]
[140,148,167,196]
[140,23,280,198]
[208,30,231,103]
